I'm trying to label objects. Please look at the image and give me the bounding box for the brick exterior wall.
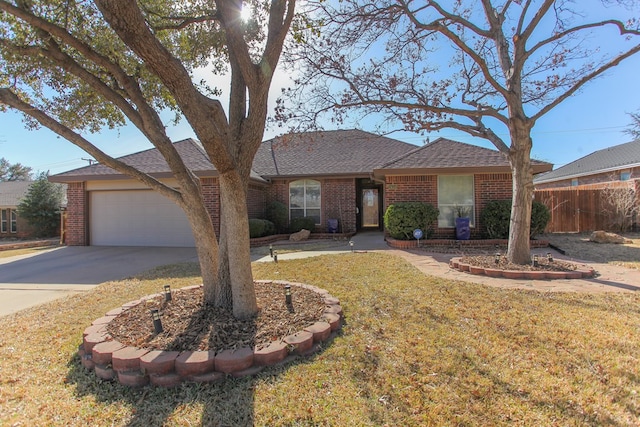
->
[200,178,220,235]
[65,182,87,245]
[535,166,640,189]
[384,173,513,239]
[247,184,267,220]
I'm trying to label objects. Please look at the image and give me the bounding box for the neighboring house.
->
[534,139,640,189]
[50,130,552,247]
[0,181,32,238]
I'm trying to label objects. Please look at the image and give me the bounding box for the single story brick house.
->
[0,181,33,238]
[534,139,640,189]
[50,130,552,247]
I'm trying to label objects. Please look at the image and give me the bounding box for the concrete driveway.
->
[0,246,198,317]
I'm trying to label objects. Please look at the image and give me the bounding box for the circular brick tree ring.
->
[80,281,343,388]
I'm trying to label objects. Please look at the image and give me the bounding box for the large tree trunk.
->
[179,191,220,300]
[218,170,258,319]
[506,135,534,265]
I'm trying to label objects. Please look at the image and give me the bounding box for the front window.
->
[438,175,475,228]
[10,210,17,233]
[1,209,6,233]
[289,179,321,224]
[621,171,631,181]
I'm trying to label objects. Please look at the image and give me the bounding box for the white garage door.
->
[90,190,195,247]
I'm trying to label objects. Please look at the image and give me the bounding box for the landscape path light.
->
[164,285,172,302]
[285,284,292,305]
[151,309,163,334]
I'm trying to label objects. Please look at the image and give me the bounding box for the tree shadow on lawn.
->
[66,356,258,426]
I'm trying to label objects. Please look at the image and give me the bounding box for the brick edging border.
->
[448,257,595,280]
[79,281,343,388]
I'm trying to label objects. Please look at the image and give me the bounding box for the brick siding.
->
[535,166,640,189]
[247,184,267,220]
[65,182,87,245]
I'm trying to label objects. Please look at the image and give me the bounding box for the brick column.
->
[66,182,87,246]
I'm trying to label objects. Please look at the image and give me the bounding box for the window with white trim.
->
[437,175,475,228]
[289,179,321,224]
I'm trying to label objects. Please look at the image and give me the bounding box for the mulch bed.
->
[460,255,578,272]
[106,282,327,353]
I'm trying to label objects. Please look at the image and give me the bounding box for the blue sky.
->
[1,6,639,176]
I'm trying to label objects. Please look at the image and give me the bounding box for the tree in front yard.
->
[283,0,640,264]
[0,1,295,318]
[17,172,64,237]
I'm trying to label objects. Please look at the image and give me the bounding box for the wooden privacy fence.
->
[534,181,639,233]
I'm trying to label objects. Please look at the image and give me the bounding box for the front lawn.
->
[1,253,638,426]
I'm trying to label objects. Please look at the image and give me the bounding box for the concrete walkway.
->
[254,231,640,294]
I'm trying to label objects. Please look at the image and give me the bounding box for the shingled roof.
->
[374,138,551,175]
[534,139,640,184]
[252,129,417,177]
[0,181,31,207]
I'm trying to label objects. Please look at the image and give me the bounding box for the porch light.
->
[495,253,500,264]
[349,240,354,252]
[285,284,292,305]
[163,285,172,302]
[547,252,553,263]
[532,254,539,267]
[151,309,163,334]
[273,250,278,263]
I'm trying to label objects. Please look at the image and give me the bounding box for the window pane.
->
[289,186,304,208]
[438,175,474,228]
[306,185,321,208]
[306,209,321,225]
[290,209,305,220]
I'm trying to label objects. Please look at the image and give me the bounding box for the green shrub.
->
[383,202,439,240]
[530,201,551,238]
[266,201,288,233]
[290,217,316,233]
[480,200,551,239]
[248,219,275,238]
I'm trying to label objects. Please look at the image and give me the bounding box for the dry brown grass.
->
[545,232,640,269]
[1,252,639,426]
[0,246,56,259]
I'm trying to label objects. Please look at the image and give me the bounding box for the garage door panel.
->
[90,191,195,247]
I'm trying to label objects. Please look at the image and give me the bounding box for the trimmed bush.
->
[480,200,551,239]
[266,201,288,233]
[384,202,439,240]
[290,217,316,233]
[249,219,275,238]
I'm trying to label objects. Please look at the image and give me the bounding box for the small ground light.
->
[164,285,172,302]
[285,284,292,305]
[547,252,553,262]
[269,244,273,257]
[151,309,163,334]
[349,241,354,252]
[273,250,278,263]
[495,253,500,264]
[532,254,539,267]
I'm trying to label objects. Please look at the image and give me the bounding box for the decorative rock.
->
[92,340,125,366]
[215,347,254,373]
[254,341,289,366]
[289,229,311,241]
[284,331,314,355]
[175,351,216,377]
[590,230,627,244]
[112,347,150,372]
[140,350,180,375]
[117,371,149,387]
[304,322,331,343]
